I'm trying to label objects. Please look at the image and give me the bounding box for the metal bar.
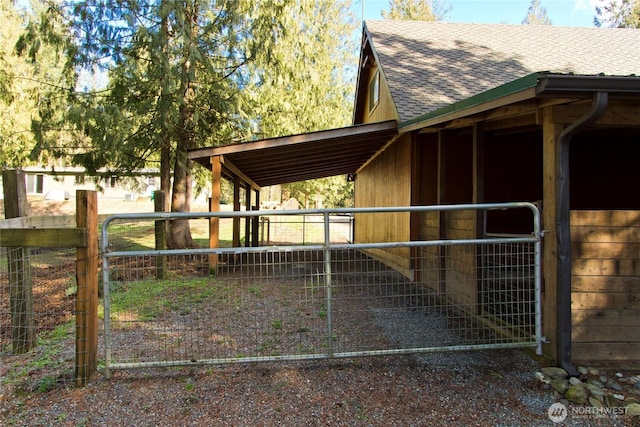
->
[532,206,544,356]
[323,211,333,357]
[99,202,539,221]
[102,253,113,379]
[102,237,537,260]
[107,341,538,371]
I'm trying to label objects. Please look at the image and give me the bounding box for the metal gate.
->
[101,203,542,377]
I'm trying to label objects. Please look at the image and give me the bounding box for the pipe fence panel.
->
[101,204,542,376]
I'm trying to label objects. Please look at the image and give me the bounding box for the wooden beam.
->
[472,123,485,236]
[232,175,241,247]
[0,214,115,229]
[418,102,541,133]
[551,101,640,126]
[356,133,401,174]
[244,185,252,247]
[404,88,537,133]
[0,228,87,247]
[220,155,261,192]
[190,120,397,159]
[252,189,260,247]
[437,131,447,294]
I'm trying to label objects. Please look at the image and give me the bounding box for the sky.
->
[357,0,600,27]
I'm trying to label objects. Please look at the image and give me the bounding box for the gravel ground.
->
[3,345,638,426]
[1,350,551,426]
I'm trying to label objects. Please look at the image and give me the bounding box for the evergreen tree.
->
[522,0,553,25]
[16,0,359,244]
[1,0,67,169]
[595,0,640,27]
[248,1,357,208]
[381,0,451,21]
[17,0,290,247]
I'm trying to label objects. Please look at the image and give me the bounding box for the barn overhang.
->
[188,120,398,190]
[188,120,398,257]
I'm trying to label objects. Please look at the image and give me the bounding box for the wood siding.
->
[444,210,478,310]
[357,65,398,124]
[355,136,411,271]
[415,208,478,310]
[571,210,640,363]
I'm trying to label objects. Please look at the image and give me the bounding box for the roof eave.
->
[536,74,640,95]
[398,73,541,133]
[398,73,640,134]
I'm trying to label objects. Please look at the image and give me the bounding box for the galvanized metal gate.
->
[101,203,542,377]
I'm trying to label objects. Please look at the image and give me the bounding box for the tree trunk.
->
[160,140,171,213]
[167,145,194,249]
[166,0,198,249]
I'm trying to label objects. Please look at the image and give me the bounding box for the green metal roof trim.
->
[398,73,541,130]
[398,72,640,131]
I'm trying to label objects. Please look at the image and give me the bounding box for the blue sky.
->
[357,0,599,27]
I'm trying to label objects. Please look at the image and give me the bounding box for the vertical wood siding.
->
[444,210,478,311]
[355,136,411,270]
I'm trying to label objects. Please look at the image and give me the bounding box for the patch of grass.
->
[37,376,57,393]
[271,319,282,330]
[1,321,74,392]
[105,277,226,321]
[248,286,262,296]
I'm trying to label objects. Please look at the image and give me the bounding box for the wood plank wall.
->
[355,136,411,270]
[444,210,478,310]
[570,210,640,364]
[360,66,397,124]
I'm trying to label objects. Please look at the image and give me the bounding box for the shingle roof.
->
[364,20,640,122]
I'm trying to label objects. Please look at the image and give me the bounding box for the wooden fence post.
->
[75,190,98,386]
[2,170,35,353]
[154,191,166,279]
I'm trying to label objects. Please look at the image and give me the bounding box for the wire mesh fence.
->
[102,204,542,375]
[1,203,542,387]
[0,246,77,390]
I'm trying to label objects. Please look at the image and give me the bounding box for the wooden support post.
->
[252,189,260,247]
[232,176,241,247]
[473,124,486,315]
[154,191,166,279]
[2,170,35,354]
[542,106,563,362]
[75,190,98,385]
[472,123,485,235]
[209,156,221,272]
[437,131,447,294]
[244,185,252,247]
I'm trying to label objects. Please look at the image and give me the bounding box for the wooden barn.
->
[190,21,640,368]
